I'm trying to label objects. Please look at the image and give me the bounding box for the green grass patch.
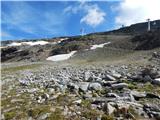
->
[101,114,114,120]
[48,108,64,120]
[82,109,100,119]
[81,99,91,108]
[4,111,16,120]
[28,105,51,119]
[1,64,41,73]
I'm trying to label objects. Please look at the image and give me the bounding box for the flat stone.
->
[112,73,121,78]
[105,75,116,81]
[131,91,146,100]
[11,99,24,103]
[111,83,128,89]
[73,99,82,104]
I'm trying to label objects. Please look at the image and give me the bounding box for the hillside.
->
[1,20,160,63]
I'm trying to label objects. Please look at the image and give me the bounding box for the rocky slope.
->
[1,20,160,120]
[1,62,160,120]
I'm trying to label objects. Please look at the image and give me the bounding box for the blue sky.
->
[1,0,160,41]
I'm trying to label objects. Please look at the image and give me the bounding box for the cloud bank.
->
[115,0,160,26]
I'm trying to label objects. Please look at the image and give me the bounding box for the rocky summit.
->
[1,20,160,120]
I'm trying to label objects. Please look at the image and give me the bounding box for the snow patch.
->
[60,38,68,41]
[46,51,77,61]
[90,42,111,50]
[8,41,49,46]
[8,42,22,46]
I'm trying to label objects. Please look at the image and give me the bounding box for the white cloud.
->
[63,1,86,14]
[63,6,73,13]
[115,0,160,26]
[64,2,106,27]
[80,5,106,27]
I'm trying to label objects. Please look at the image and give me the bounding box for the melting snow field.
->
[8,41,49,46]
[90,42,111,50]
[46,51,77,61]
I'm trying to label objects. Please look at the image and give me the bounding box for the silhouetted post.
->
[122,25,125,28]
[147,19,151,31]
[80,28,85,36]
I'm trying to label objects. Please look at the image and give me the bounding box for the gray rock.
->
[48,88,55,95]
[73,99,82,104]
[41,93,49,100]
[111,83,128,89]
[84,71,92,81]
[152,78,160,85]
[1,114,5,120]
[89,82,102,91]
[106,93,120,98]
[78,82,89,92]
[143,75,153,82]
[37,113,51,120]
[131,91,146,100]
[146,93,160,99]
[67,82,79,90]
[83,91,93,98]
[103,102,115,115]
[144,103,160,119]
[112,73,121,79]
[105,75,116,81]
[11,99,24,103]
[63,106,69,116]
[103,81,117,86]
[27,88,38,93]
